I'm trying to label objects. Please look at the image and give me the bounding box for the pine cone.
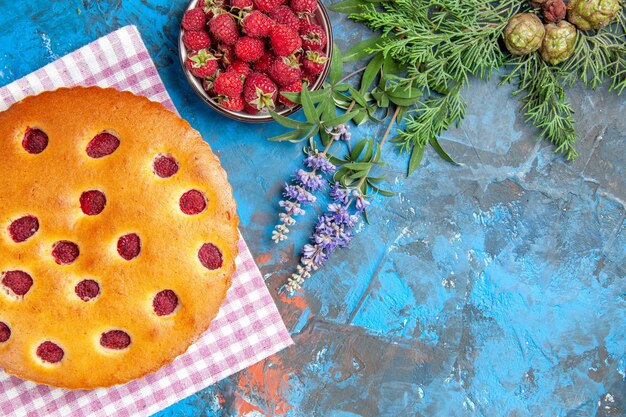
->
[503,13,546,56]
[543,0,567,23]
[540,21,578,65]
[567,0,621,30]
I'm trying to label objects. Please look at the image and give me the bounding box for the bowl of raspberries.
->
[179,0,332,122]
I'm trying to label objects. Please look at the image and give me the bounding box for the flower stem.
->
[338,67,367,84]
[380,105,400,148]
[349,106,400,200]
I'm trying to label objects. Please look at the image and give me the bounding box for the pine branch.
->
[392,85,465,153]
[562,26,626,90]
[504,54,578,161]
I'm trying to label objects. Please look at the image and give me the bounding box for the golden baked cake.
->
[0,87,239,389]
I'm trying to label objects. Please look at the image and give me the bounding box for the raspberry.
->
[180,190,207,215]
[198,243,223,270]
[268,56,302,86]
[269,6,300,33]
[227,60,252,78]
[214,71,244,97]
[8,215,39,243]
[217,43,236,66]
[244,103,260,114]
[253,52,273,72]
[37,341,64,363]
[298,16,309,29]
[185,49,218,78]
[182,30,212,50]
[302,50,327,75]
[279,80,303,105]
[117,233,141,261]
[254,0,286,12]
[242,11,276,38]
[75,280,100,302]
[214,71,243,97]
[52,241,80,265]
[86,132,119,159]
[2,271,33,296]
[230,0,253,9]
[299,21,326,51]
[0,322,10,343]
[290,0,317,14]
[209,14,239,45]
[22,128,48,154]
[203,77,218,96]
[80,190,106,216]
[153,154,179,178]
[199,0,226,17]
[182,8,207,31]
[235,36,265,62]
[100,330,131,350]
[220,95,246,111]
[153,290,179,316]
[244,72,278,110]
[302,71,317,85]
[269,24,301,56]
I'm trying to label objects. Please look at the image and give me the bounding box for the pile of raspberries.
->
[181,0,328,114]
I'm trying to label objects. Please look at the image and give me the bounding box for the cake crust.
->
[0,87,239,389]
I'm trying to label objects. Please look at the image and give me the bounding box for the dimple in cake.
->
[0,87,239,389]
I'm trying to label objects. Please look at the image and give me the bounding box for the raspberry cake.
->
[0,87,239,389]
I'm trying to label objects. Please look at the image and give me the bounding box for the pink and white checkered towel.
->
[0,25,292,417]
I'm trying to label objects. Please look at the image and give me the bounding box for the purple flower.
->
[295,169,325,191]
[346,214,360,228]
[304,152,336,174]
[327,203,351,225]
[336,124,351,141]
[355,195,370,211]
[330,182,350,204]
[301,244,328,269]
[283,184,316,203]
[325,124,351,141]
[311,211,354,254]
[279,200,305,216]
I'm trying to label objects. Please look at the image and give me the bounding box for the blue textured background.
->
[1,0,624,416]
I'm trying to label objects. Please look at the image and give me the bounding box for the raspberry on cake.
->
[0,87,239,389]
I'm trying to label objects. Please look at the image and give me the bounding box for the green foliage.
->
[329,137,393,197]
[329,0,626,170]
[502,54,579,160]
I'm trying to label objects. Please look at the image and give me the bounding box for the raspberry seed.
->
[75,280,100,302]
[86,132,120,158]
[37,341,64,363]
[153,290,179,316]
[1,270,34,297]
[180,190,207,215]
[154,154,180,178]
[80,190,107,216]
[100,330,131,350]
[117,233,141,261]
[8,215,39,243]
[52,241,80,265]
[0,322,10,343]
[198,243,223,270]
[22,128,49,154]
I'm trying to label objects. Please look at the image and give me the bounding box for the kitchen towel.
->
[0,25,292,417]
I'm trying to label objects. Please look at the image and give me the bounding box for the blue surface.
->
[1,1,625,416]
